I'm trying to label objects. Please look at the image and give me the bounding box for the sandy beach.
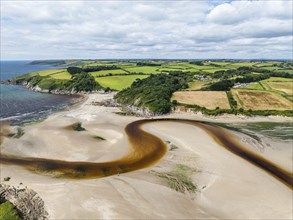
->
[0,93,292,219]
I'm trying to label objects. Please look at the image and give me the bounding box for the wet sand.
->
[0,93,292,219]
[1,119,292,189]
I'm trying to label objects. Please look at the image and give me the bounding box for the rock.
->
[92,99,121,107]
[0,79,12,85]
[119,104,159,117]
[0,184,48,220]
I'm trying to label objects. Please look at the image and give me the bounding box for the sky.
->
[1,0,292,60]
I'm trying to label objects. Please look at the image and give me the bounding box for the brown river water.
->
[0,119,292,189]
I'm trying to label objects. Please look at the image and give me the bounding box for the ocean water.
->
[0,61,78,124]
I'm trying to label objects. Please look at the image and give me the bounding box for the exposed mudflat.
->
[0,93,292,219]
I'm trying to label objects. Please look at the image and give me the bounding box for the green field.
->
[187,81,210,90]
[159,68,182,72]
[118,64,136,69]
[207,61,232,66]
[263,77,293,82]
[124,66,160,74]
[253,62,278,67]
[162,65,188,69]
[273,69,293,74]
[95,75,149,90]
[90,69,128,77]
[202,68,230,73]
[50,71,72,80]
[244,82,264,90]
[225,62,256,68]
[258,66,283,71]
[37,69,65,76]
[185,64,215,70]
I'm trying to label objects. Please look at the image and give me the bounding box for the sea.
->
[0,61,79,125]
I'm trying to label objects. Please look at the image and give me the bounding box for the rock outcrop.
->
[0,184,48,220]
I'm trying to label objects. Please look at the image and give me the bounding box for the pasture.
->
[38,69,65,76]
[232,90,292,110]
[187,81,210,90]
[159,68,183,72]
[225,62,257,68]
[274,69,293,74]
[124,66,160,74]
[50,71,72,80]
[90,69,128,77]
[172,91,231,109]
[263,77,293,82]
[265,82,293,95]
[244,82,264,90]
[202,68,230,73]
[261,77,293,95]
[95,75,148,90]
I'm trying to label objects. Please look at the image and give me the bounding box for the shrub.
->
[0,201,21,220]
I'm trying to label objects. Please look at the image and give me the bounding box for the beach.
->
[0,93,292,219]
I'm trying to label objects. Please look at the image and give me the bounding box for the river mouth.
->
[0,119,292,189]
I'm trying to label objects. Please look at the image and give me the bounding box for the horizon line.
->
[1,58,292,61]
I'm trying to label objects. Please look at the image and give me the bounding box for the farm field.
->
[225,62,258,68]
[50,71,72,80]
[37,69,65,76]
[265,82,293,95]
[90,69,128,77]
[159,68,179,72]
[274,69,293,74]
[118,64,136,69]
[244,82,264,90]
[258,66,280,71]
[161,65,187,69]
[172,91,231,109]
[263,77,293,82]
[253,62,279,67]
[260,77,293,95]
[124,66,160,74]
[202,68,230,73]
[207,61,233,66]
[186,64,219,70]
[232,89,293,110]
[95,75,148,90]
[187,81,211,90]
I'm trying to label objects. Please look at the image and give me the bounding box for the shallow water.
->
[229,122,293,141]
[0,61,77,124]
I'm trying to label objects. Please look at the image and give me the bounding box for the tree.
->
[67,67,82,75]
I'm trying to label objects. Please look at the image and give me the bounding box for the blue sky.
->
[1,0,292,60]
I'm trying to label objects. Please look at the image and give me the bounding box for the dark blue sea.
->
[0,61,78,124]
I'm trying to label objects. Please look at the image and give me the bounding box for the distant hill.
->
[29,60,66,66]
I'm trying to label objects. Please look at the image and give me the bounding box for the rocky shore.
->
[0,184,48,220]
[1,79,159,118]
[0,79,102,95]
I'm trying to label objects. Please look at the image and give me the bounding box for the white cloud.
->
[0,0,292,60]
[207,1,292,25]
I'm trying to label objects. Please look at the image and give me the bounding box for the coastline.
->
[4,79,293,121]
[0,93,292,219]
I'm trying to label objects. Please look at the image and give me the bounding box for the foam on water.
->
[0,61,78,124]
